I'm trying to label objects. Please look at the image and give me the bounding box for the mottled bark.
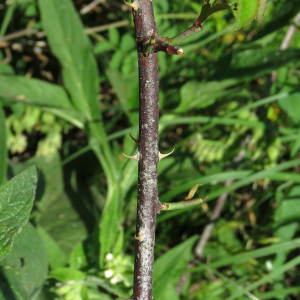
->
[132,1,159,299]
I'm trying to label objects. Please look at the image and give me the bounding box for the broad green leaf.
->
[0,52,14,74]
[94,41,114,54]
[177,79,238,113]
[153,235,198,300]
[106,70,139,124]
[236,0,259,29]
[274,186,300,241]
[0,165,38,261]
[37,226,67,270]
[213,48,300,80]
[0,105,6,185]
[108,27,120,47]
[291,128,300,158]
[278,92,300,123]
[38,0,100,122]
[37,191,88,256]
[9,153,88,257]
[69,241,89,269]
[50,268,85,282]
[0,75,84,128]
[0,222,48,299]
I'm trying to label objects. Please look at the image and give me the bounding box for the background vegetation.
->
[0,0,300,299]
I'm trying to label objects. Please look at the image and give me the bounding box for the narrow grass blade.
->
[188,237,300,273]
[226,254,300,300]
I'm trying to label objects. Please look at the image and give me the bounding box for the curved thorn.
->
[159,148,175,161]
[129,133,139,144]
[123,151,139,161]
[123,0,138,11]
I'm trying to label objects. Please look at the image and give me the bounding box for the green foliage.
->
[0,0,300,299]
[153,236,198,300]
[38,0,100,122]
[0,105,6,185]
[0,222,48,300]
[0,166,38,261]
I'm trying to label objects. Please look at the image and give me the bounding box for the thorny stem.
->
[132,0,159,299]
[127,0,210,298]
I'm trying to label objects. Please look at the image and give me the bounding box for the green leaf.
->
[0,222,48,299]
[153,236,198,300]
[0,75,84,128]
[197,3,230,25]
[274,186,300,241]
[214,48,300,80]
[177,79,238,113]
[106,70,139,124]
[37,226,67,270]
[0,166,38,261]
[0,0,17,37]
[99,188,122,267]
[0,51,14,74]
[278,92,300,123]
[50,268,85,282]
[0,105,6,186]
[291,127,300,158]
[108,27,120,47]
[94,41,114,54]
[38,0,100,122]
[236,0,259,29]
[9,153,88,257]
[69,241,88,270]
[256,0,268,24]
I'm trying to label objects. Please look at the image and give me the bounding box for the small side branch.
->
[159,196,208,212]
[168,2,230,45]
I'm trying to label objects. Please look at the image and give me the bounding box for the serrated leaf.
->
[0,105,6,186]
[236,0,259,29]
[0,166,38,261]
[256,0,268,24]
[0,75,84,128]
[0,222,48,299]
[38,0,100,122]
